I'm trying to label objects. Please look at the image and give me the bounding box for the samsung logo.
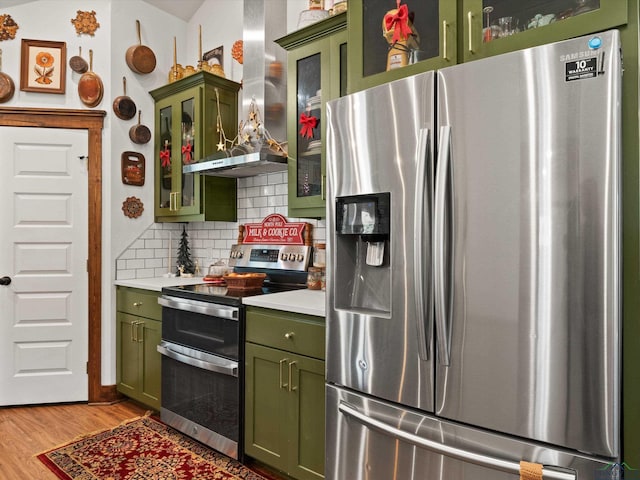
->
[560,50,597,62]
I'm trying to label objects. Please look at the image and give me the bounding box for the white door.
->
[0,127,88,405]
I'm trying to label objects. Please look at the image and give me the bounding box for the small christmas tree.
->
[176,225,195,275]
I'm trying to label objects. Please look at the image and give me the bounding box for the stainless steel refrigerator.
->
[325,30,621,480]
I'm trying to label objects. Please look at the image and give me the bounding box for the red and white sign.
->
[243,214,306,245]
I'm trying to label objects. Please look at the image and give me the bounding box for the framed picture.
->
[203,45,223,68]
[20,39,66,94]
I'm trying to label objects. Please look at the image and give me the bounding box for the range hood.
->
[183,150,287,178]
[184,0,288,178]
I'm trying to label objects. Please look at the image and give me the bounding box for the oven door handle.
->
[158,295,239,320]
[157,341,238,377]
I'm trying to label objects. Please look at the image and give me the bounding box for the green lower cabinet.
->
[116,287,162,411]
[245,342,325,480]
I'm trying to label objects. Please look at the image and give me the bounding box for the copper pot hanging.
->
[129,110,151,144]
[113,76,137,120]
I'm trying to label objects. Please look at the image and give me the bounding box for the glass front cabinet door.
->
[277,13,347,219]
[348,0,457,93]
[462,0,627,62]
[150,72,240,222]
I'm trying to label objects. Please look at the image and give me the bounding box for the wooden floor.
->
[0,400,149,479]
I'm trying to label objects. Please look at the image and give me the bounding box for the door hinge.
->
[86,259,89,272]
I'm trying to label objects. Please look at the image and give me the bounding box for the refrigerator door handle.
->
[338,402,576,480]
[414,127,432,361]
[434,125,452,366]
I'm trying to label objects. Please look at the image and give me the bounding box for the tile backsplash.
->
[115,172,326,280]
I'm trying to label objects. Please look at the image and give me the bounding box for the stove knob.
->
[237,251,244,259]
[230,251,237,258]
[288,253,296,261]
[296,254,304,262]
[281,253,288,261]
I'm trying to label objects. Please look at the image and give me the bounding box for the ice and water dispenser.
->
[334,192,391,315]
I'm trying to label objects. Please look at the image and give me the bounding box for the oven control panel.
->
[228,244,312,271]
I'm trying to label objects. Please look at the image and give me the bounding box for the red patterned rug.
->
[37,415,269,480]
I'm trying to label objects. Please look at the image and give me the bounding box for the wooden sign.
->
[242,214,306,245]
[121,151,145,186]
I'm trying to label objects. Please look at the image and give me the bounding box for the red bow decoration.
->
[160,148,170,168]
[384,4,412,44]
[181,141,193,163]
[299,113,318,139]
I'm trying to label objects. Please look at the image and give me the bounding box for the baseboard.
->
[88,385,125,405]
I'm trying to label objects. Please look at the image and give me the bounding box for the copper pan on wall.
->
[0,49,15,103]
[126,20,156,74]
[78,49,103,107]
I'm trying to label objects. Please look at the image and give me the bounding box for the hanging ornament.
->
[214,87,287,158]
[299,113,318,139]
[71,10,100,36]
[0,14,19,41]
[231,40,244,64]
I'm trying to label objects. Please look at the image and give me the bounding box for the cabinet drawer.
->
[116,287,162,320]
[246,307,325,360]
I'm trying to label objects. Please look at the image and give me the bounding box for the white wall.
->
[1,0,320,387]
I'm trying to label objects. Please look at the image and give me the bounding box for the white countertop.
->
[114,276,206,292]
[243,289,325,317]
[114,277,326,316]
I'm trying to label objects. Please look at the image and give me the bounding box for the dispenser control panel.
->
[336,192,391,236]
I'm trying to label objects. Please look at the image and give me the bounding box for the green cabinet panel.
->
[246,306,325,360]
[245,307,325,479]
[245,343,289,473]
[347,0,457,93]
[116,286,162,410]
[347,0,626,93]
[150,71,240,222]
[277,13,347,219]
[462,0,627,63]
[116,287,162,319]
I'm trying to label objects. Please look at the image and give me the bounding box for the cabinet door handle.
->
[133,301,143,307]
[284,332,295,340]
[130,321,136,342]
[467,11,474,53]
[137,321,144,343]
[288,361,298,392]
[442,20,449,61]
[321,175,326,200]
[131,321,138,342]
[279,358,288,389]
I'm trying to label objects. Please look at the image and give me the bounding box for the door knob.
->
[0,276,11,286]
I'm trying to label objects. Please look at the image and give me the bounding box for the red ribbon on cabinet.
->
[384,3,412,44]
[160,148,170,168]
[299,113,318,139]
[181,141,193,163]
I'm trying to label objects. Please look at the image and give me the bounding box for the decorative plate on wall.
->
[122,196,144,218]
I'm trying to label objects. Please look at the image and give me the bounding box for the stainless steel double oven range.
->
[157,243,311,461]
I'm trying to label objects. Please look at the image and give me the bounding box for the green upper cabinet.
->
[347,0,457,93]
[276,13,348,219]
[150,71,240,223]
[462,0,628,62]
